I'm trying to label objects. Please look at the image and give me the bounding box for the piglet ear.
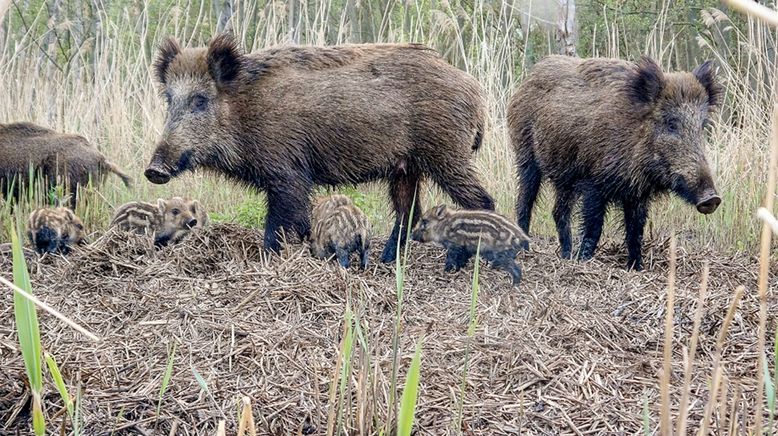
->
[157,199,167,213]
[627,56,665,106]
[154,37,181,85]
[693,60,722,107]
[207,33,243,88]
[434,204,448,219]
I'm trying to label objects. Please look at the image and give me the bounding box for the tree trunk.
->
[217,0,233,33]
[556,0,576,56]
[288,0,298,44]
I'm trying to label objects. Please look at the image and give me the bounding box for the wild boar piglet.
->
[411,205,528,285]
[310,195,370,269]
[27,207,86,254]
[111,197,207,246]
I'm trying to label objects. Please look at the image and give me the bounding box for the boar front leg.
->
[552,185,575,259]
[578,188,607,261]
[623,199,648,271]
[263,183,312,253]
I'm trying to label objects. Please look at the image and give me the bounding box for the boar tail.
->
[103,159,132,188]
[472,122,484,152]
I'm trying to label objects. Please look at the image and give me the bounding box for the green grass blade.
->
[336,309,355,435]
[456,241,481,432]
[11,227,45,436]
[192,365,210,394]
[643,394,650,436]
[157,344,177,418]
[397,341,422,436]
[45,352,74,418]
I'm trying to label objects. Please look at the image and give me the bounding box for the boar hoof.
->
[626,258,643,271]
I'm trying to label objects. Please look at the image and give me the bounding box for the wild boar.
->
[411,205,528,285]
[110,197,207,246]
[310,194,370,269]
[0,122,132,208]
[508,55,722,270]
[144,33,494,263]
[27,207,86,254]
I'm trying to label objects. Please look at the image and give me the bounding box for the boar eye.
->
[75,224,83,230]
[666,117,681,135]
[171,208,180,216]
[192,94,208,113]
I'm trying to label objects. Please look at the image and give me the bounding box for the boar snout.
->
[696,191,721,214]
[186,218,198,229]
[410,228,423,242]
[145,166,171,184]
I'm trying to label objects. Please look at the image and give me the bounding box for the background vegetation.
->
[0,0,774,254]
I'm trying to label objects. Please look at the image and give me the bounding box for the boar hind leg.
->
[488,251,522,286]
[444,246,472,272]
[516,157,542,251]
[578,188,608,262]
[381,170,422,263]
[623,200,648,271]
[429,163,495,211]
[552,186,575,259]
[264,184,312,254]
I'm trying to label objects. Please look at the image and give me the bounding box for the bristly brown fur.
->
[27,206,85,254]
[310,194,370,269]
[0,122,131,208]
[111,197,207,246]
[154,37,182,85]
[411,205,526,285]
[145,33,494,263]
[509,55,721,271]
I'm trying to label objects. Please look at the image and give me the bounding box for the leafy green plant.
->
[157,344,177,420]
[11,226,45,435]
[455,240,481,432]
[397,340,422,436]
[45,352,81,435]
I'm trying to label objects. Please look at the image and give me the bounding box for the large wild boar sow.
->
[509,55,722,270]
[145,34,494,261]
[0,122,131,208]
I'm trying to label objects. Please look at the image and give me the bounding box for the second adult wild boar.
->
[145,34,494,262]
[509,55,722,270]
[0,122,131,208]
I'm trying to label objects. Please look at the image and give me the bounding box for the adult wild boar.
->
[145,34,495,261]
[509,55,722,270]
[0,122,131,208]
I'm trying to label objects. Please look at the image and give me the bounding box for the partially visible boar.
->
[145,34,494,263]
[27,207,86,254]
[411,205,528,285]
[0,122,132,208]
[111,197,207,246]
[509,55,722,270]
[310,194,370,269]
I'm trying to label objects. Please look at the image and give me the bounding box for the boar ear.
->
[628,56,665,106]
[154,37,181,85]
[434,204,448,219]
[693,60,722,107]
[207,33,243,88]
[157,199,166,213]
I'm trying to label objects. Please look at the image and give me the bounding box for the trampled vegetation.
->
[1,0,778,434]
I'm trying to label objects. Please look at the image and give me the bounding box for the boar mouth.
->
[145,150,195,184]
[410,230,423,242]
[671,176,721,215]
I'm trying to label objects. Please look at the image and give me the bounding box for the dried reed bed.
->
[0,224,772,434]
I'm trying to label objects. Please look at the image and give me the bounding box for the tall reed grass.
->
[0,0,773,254]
